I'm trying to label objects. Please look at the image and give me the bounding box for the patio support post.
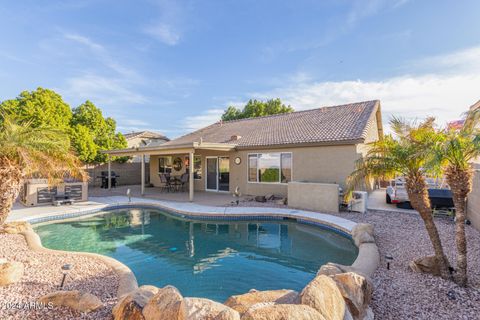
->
[189,151,194,202]
[141,154,145,196]
[107,155,112,190]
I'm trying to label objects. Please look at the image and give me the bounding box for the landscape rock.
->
[178,297,240,320]
[225,289,298,315]
[351,224,375,247]
[0,261,24,286]
[300,275,347,320]
[317,263,355,277]
[409,255,441,276]
[39,290,103,313]
[113,285,159,320]
[0,221,32,234]
[143,285,183,320]
[241,304,326,320]
[331,272,373,320]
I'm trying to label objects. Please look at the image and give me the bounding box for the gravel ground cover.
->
[2,207,479,320]
[334,209,480,320]
[0,234,119,320]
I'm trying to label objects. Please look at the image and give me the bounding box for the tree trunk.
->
[0,157,23,225]
[445,165,472,287]
[406,172,452,279]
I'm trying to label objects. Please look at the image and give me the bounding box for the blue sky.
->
[1,0,479,138]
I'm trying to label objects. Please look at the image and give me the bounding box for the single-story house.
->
[104,100,383,202]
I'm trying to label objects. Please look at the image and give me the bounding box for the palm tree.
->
[433,108,480,286]
[346,117,452,279]
[0,115,86,225]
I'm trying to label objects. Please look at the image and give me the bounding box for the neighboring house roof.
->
[124,131,169,141]
[469,100,480,112]
[447,119,465,130]
[163,100,382,148]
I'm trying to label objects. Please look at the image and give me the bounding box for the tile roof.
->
[164,100,380,148]
[124,131,169,141]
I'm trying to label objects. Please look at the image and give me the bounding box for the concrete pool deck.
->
[9,196,357,233]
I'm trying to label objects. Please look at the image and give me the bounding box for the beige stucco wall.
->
[467,164,480,231]
[230,144,361,197]
[288,182,340,213]
[150,144,363,197]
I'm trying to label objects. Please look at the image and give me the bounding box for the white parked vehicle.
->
[386,177,446,204]
[386,178,408,204]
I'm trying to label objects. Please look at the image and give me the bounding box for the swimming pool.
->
[34,208,358,302]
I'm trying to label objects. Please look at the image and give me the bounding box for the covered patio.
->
[89,184,242,206]
[102,141,236,202]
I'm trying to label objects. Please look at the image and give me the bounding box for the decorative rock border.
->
[20,228,137,297]
[12,201,380,319]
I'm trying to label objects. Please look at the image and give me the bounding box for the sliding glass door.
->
[206,156,230,192]
[218,157,230,192]
[206,157,218,191]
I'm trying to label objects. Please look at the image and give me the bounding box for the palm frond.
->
[0,115,86,183]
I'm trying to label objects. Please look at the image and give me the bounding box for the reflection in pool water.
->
[35,208,357,301]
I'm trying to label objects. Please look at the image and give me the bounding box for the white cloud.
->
[143,0,186,46]
[348,0,411,26]
[61,73,147,106]
[144,23,180,46]
[250,45,480,131]
[182,108,224,132]
[63,33,140,79]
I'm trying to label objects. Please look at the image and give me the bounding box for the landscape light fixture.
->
[385,254,393,270]
[127,188,131,203]
[60,264,72,288]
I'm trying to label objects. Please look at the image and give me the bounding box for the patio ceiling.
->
[102,141,236,157]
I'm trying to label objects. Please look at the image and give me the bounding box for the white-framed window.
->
[158,156,172,174]
[194,155,202,179]
[248,152,292,183]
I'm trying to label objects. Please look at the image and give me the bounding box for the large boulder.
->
[241,304,326,320]
[317,263,356,277]
[224,289,298,315]
[0,261,24,286]
[143,285,183,320]
[113,285,159,320]
[331,273,373,320]
[178,297,240,320]
[0,221,32,234]
[39,290,103,313]
[300,275,347,320]
[409,255,441,276]
[351,224,375,247]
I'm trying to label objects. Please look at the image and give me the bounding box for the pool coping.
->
[13,198,380,299]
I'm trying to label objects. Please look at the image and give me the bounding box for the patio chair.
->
[179,173,189,192]
[159,174,174,193]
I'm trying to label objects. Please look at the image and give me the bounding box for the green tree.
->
[71,101,127,163]
[346,117,452,280]
[221,98,294,121]
[0,115,86,225]
[432,108,480,286]
[1,89,128,164]
[70,124,98,163]
[0,88,72,130]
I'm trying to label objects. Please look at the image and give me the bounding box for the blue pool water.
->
[35,208,357,301]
